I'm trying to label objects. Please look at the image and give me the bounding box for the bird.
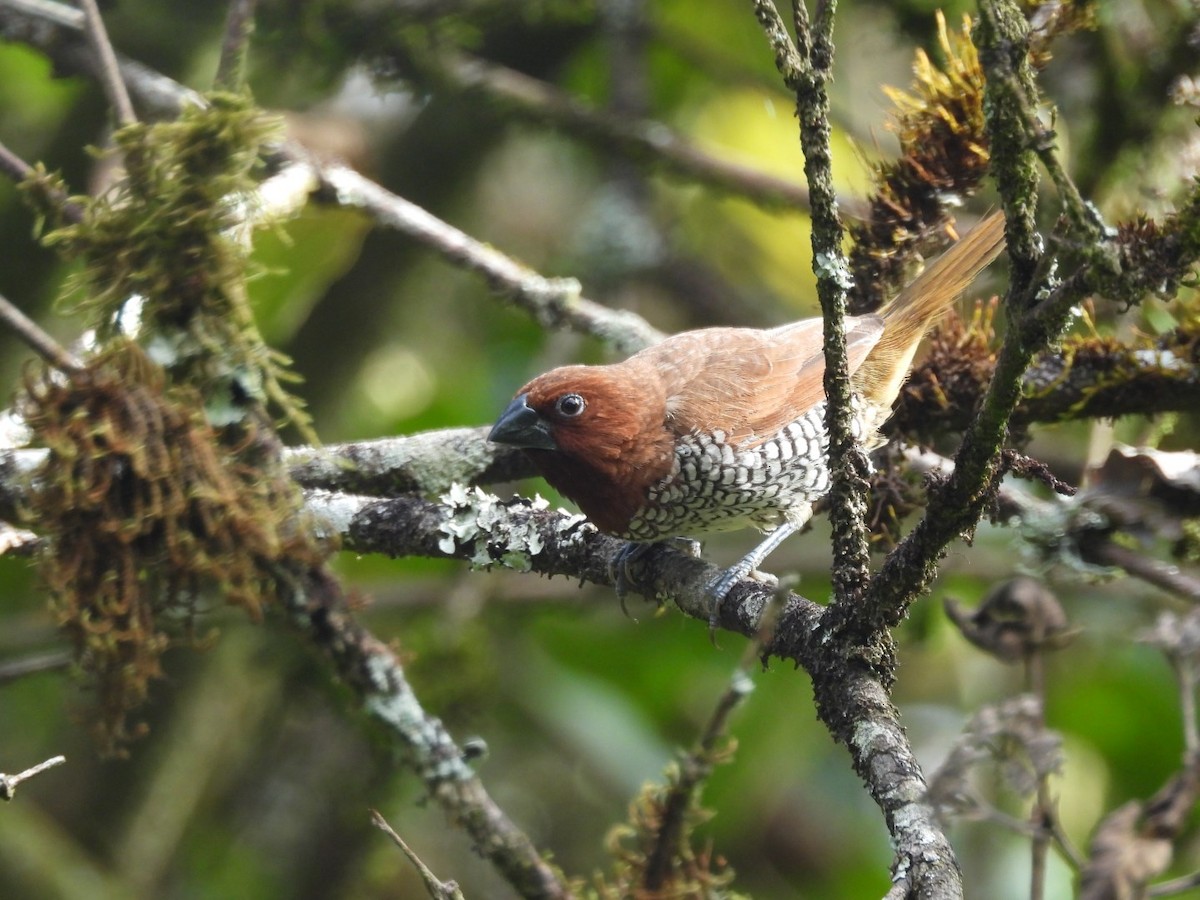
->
[489,212,1007,629]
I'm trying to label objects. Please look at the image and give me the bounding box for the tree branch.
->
[0,291,83,373]
[0,0,668,358]
[859,0,1063,630]
[421,47,837,216]
[77,0,135,127]
[750,3,954,893]
[284,427,532,496]
[317,164,663,354]
[0,754,66,800]
[214,0,256,92]
[784,0,875,618]
[283,567,571,898]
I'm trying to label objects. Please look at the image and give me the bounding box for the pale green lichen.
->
[438,483,588,570]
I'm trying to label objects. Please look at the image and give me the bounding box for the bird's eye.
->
[555,393,586,418]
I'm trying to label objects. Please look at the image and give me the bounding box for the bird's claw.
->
[610,542,653,618]
[706,565,778,643]
[705,566,745,644]
[612,538,702,618]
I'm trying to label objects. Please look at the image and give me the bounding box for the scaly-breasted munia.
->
[489,213,1006,625]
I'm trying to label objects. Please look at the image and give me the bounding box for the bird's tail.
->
[854,211,1007,407]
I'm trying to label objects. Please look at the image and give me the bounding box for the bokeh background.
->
[0,1,1198,897]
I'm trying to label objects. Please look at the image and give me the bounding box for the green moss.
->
[34,93,312,439]
[18,94,327,753]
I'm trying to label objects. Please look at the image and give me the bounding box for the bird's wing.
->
[642,317,883,445]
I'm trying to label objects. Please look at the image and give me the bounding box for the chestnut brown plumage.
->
[490,213,1007,624]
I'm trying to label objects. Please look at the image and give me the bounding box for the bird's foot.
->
[706,566,779,642]
[610,542,654,618]
[705,521,799,641]
[611,538,703,618]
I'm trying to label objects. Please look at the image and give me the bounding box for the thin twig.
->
[1181,659,1200,756]
[748,0,804,87]
[642,589,780,891]
[0,754,66,800]
[1080,538,1200,605]
[3,2,665,358]
[1048,809,1087,871]
[0,139,84,223]
[319,163,664,355]
[370,810,465,900]
[77,0,136,126]
[0,291,84,373]
[0,1,201,119]
[0,651,72,684]
[0,140,34,185]
[433,48,837,216]
[968,789,1081,870]
[214,0,256,91]
[1027,649,1050,900]
[1149,870,1200,897]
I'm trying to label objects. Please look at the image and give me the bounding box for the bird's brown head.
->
[488,363,674,535]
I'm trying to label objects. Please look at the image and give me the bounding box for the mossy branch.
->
[788,1,876,622]
[976,0,1042,291]
[748,0,872,629]
[749,4,962,896]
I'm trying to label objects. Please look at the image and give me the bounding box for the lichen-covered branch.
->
[319,484,945,897]
[283,567,572,899]
[860,1,1053,630]
[751,5,952,890]
[307,485,825,638]
[782,0,875,618]
[284,427,531,496]
[1016,329,1200,430]
[976,0,1042,289]
[825,672,962,900]
[867,197,1200,623]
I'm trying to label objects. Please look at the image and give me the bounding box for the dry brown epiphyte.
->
[944,575,1076,663]
[14,94,329,755]
[848,13,990,314]
[21,342,325,755]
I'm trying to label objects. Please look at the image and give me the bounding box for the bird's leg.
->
[707,516,806,636]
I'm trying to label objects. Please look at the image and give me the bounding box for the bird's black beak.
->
[488,393,557,450]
